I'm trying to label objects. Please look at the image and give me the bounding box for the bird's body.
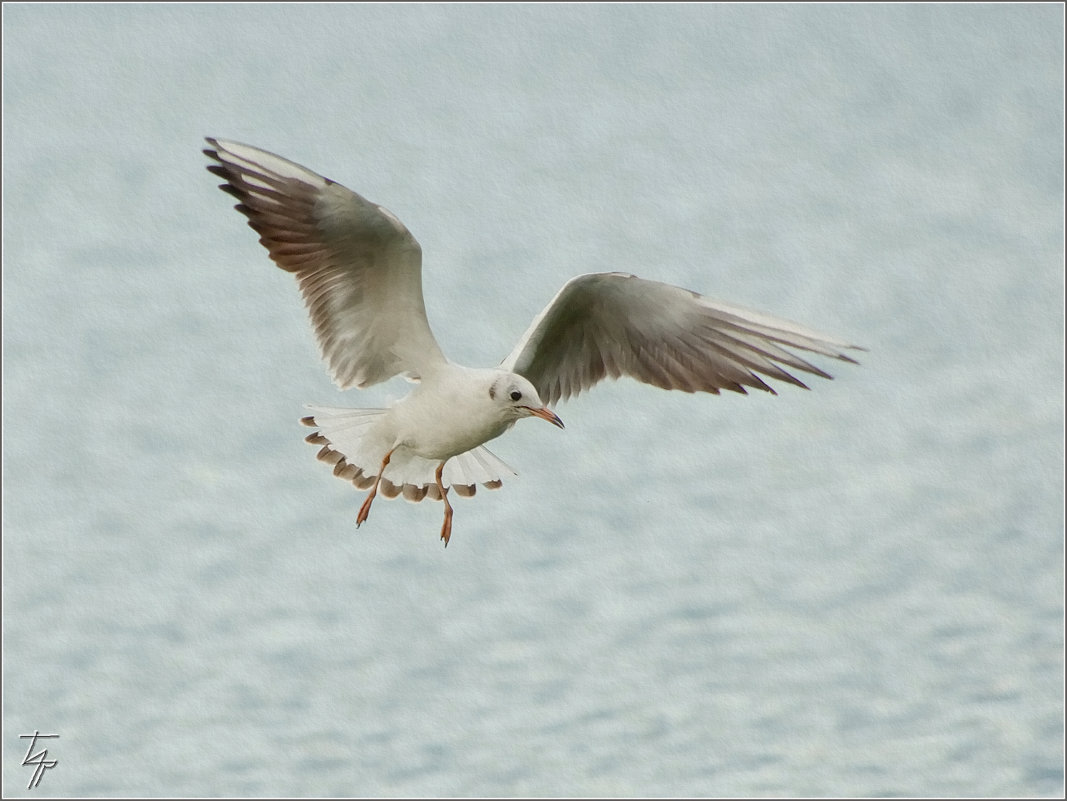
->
[388,366,524,460]
[205,138,860,545]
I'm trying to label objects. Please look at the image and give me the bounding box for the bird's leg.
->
[356,447,395,528]
[435,460,454,547]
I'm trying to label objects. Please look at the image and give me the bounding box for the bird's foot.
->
[356,492,374,528]
[356,451,394,529]
[434,460,453,547]
[439,501,453,547]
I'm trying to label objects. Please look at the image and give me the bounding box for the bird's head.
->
[488,373,564,429]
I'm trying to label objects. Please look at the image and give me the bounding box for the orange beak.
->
[525,406,565,429]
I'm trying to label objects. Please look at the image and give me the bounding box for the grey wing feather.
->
[501,272,861,406]
[205,138,446,389]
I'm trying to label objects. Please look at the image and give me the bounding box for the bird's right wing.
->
[205,138,447,389]
[501,272,862,406]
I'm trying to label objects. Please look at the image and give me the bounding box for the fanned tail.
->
[300,406,516,501]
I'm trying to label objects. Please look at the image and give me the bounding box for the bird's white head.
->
[488,372,564,429]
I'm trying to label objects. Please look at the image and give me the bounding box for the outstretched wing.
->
[205,138,446,389]
[501,272,861,406]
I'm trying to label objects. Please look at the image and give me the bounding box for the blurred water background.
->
[2,4,1063,797]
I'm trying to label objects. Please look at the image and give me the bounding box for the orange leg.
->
[356,447,395,528]
[435,461,453,547]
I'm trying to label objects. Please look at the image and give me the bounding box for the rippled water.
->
[3,4,1063,797]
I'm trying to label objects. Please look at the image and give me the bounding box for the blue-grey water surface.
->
[2,4,1063,797]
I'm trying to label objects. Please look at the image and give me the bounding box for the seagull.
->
[204,138,861,546]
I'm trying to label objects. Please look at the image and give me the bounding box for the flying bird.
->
[204,138,860,546]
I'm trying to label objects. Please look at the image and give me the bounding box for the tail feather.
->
[301,406,516,502]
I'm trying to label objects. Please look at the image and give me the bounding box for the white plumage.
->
[205,138,861,545]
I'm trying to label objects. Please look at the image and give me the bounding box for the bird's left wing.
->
[205,138,446,389]
[501,272,861,406]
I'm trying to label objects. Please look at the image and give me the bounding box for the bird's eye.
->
[510,390,522,402]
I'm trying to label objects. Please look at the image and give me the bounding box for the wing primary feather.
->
[502,272,859,404]
[205,138,447,388]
